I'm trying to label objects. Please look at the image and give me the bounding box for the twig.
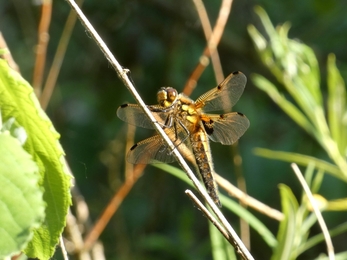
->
[65,209,93,260]
[216,174,284,221]
[65,1,253,259]
[40,0,84,110]
[59,235,69,260]
[83,164,145,251]
[185,190,229,238]
[184,0,233,95]
[291,163,335,260]
[32,0,52,96]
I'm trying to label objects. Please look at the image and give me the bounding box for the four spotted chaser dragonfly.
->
[117,71,250,207]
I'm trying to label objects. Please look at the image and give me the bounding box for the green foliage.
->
[248,6,347,258]
[0,117,44,259]
[0,58,72,259]
[248,6,347,178]
[209,221,236,260]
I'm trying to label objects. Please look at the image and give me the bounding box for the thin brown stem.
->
[83,164,145,252]
[32,0,52,96]
[40,0,84,110]
[184,0,232,95]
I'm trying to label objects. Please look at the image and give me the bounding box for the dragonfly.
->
[117,71,250,207]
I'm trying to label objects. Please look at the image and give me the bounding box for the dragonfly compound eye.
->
[157,87,178,107]
[166,88,178,102]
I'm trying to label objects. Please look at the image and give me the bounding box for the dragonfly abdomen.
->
[190,129,221,207]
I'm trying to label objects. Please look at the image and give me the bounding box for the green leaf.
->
[327,53,347,155]
[251,74,315,136]
[0,133,45,259]
[0,59,72,259]
[315,251,347,260]
[271,185,298,260]
[253,148,346,182]
[298,222,347,254]
[209,221,236,260]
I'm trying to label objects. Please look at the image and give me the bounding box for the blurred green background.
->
[1,0,346,259]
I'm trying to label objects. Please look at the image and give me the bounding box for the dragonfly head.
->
[157,87,178,108]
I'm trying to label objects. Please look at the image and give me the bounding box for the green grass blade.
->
[209,221,236,260]
[327,53,347,155]
[253,148,345,182]
[297,222,347,255]
[251,74,315,136]
[271,184,298,260]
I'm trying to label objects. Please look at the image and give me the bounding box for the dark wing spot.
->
[232,71,241,75]
[120,104,129,108]
[130,143,138,151]
[237,112,245,117]
[203,120,214,135]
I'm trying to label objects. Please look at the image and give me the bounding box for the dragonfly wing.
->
[127,134,176,164]
[117,104,170,129]
[203,112,250,145]
[127,126,194,164]
[195,71,247,112]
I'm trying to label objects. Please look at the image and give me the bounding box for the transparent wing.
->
[127,134,176,164]
[202,112,250,145]
[195,71,247,112]
[117,104,170,129]
[127,127,194,164]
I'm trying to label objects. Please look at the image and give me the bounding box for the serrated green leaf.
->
[0,59,72,259]
[0,133,45,259]
[271,185,298,260]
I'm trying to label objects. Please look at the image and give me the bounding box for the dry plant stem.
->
[216,174,284,221]
[186,190,250,260]
[184,0,232,95]
[83,164,146,251]
[40,0,84,110]
[66,1,253,258]
[32,0,52,96]
[291,163,335,260]
[185,190,229,238]
[66,210,92,260]
[125,124,136,179]
[59,235,69,260]
[194,0,230,81]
